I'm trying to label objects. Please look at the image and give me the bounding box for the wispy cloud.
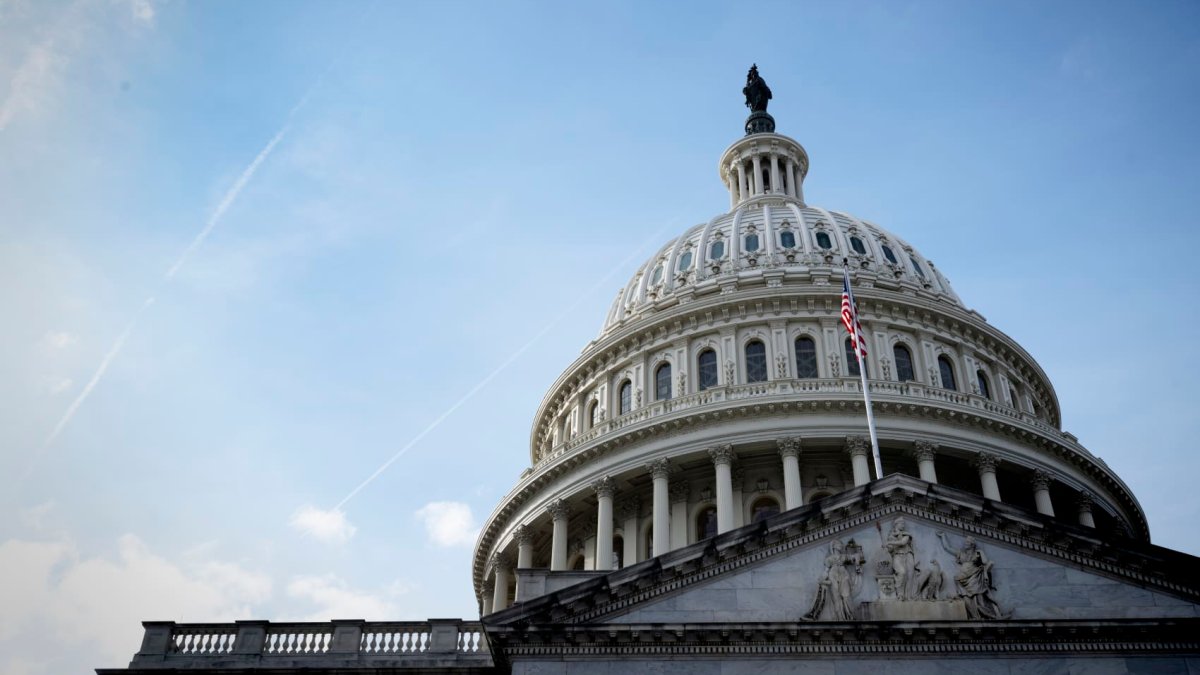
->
[288,505,356,545]
[414,501,478,548]
[286,573,404,621]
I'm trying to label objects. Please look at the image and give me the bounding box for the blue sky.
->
[2,1,1198,672]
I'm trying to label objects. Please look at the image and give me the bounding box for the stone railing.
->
[535,377,1078,468]
[122,619,490,671]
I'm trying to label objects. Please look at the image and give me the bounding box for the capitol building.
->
[101,68,1200,675]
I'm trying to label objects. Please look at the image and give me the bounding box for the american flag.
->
[841,267,868,364]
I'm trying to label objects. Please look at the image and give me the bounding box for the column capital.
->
[488,552,513,573]
[646,458,671,480]
[513,524,534,545]
[708,444,736,466]
[592,476,617,499]
[1030,469,1052,491]
[669,480,690,504]
[972,452,1000,473]
[911,440,939,462]
[1075,490,1095,512]
[616,498,640,521]
[547,499,571,521]
[777,436,802,459]
[844,435,870,458]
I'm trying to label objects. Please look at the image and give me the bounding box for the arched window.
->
[845,338,868,377]
[938,355,957,391]
[710,240,725,260]
[911,256,926,279]
[745,233,760,252]
[815,232,833,249]
[745,340,767,383]
[794,336,818,378]
[619,380,632,415]
[655,363,672,401]
[850,236,867,255]
[881,245,898,264]
[696,506,717,541]
[893,344,915,382]
[588,400,599,428]
[697,349,718,391]
[650,264,663,285]
[677,250,693,271]
[751,497,781,523]
[780,231,796,248]
[976,370,991,400]
[562,417,572,441]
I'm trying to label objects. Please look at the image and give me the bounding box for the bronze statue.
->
[743,64,772,113]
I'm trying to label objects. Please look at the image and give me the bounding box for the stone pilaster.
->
[777,436,803,509]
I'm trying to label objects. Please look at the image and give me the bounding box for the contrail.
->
[334,224,676,510]
[34,2,372,457]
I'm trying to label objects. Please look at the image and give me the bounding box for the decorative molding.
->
[1077,490,1095,512]
[668,480,690,504]
[512,524,534,545]
[776,436,801,459]
[911,439,939,462]
[973,452,999,473]
[1030,470,1052,492]
[546,499,570,521]
[708,444,736,466]
[646,458,671,480]
[844,435,870,458]
[592,476,616,499]
[616,499,640,522]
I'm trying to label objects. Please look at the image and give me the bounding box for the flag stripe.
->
[841,269,868,363]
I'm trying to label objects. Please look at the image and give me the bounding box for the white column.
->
[1031,470,1055,516]
[974,453,1002,501]
[647,459,670,557]
[769,154,781,194]
[751,154,763,196]
[846,436,871,487]
[736,162,747,202]
[777,437,803,509]
[480,595,493,616]
[592,477,615,571]
[669,480,689,549]
[912,440,939,484]
[548,499,570,571]
[618,499,639,567]
[709,445,737,533]
[514,525,534,568]
[784,158,796,197]
[1076,491,1096,528]
[490,553,512,612]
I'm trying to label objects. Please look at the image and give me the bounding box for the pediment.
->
[486,476,1200,629]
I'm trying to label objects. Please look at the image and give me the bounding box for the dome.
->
[600,200,963,337]
[471,74,1147,612]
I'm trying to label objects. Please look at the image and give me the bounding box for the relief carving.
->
[936,531,1010,619]
[801,539,864,621]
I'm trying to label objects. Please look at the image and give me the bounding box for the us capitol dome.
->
[102,67,1199,675]
[470,65,1148,613]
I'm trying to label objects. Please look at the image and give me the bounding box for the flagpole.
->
[844,261,884,481]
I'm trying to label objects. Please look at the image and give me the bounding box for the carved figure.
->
[883,517,918,600]
[802,539,863,621]
[936,532,1009,619]
[915,559,944,600]
[743,64,772,112]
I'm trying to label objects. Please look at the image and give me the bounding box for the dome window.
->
[882,245,898,264]
[794,336,817,378]
[850,236,867,255]
[911,256,926,279]
[650,264,663,285]
[697,349,718,391]
[619,380,632,415]
[938,355,957,391]
[677,251,693,272]
[751,496,781,523]
[655,363,672,401]
[815,232,833,250]
[977,370,991,400]
[588,400,599,428]
[745,233,760,252]
[845,338,868,377]
[710,240,725,260]
[780,231,796,249]
[745,340,768,383]
[893,344,915,382]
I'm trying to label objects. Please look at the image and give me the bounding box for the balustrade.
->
[131,620,489,669]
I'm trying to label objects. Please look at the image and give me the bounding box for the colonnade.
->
[484,437,1100,613]
[727,151,804,207]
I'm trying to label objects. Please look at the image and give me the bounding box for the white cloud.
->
[0,38,67,132]
[0,534,271,673]
[286,574,403,621]
[128,0,155,25]
[289,505,356,545]
[40,330,77,350]
[414,501,478,548]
